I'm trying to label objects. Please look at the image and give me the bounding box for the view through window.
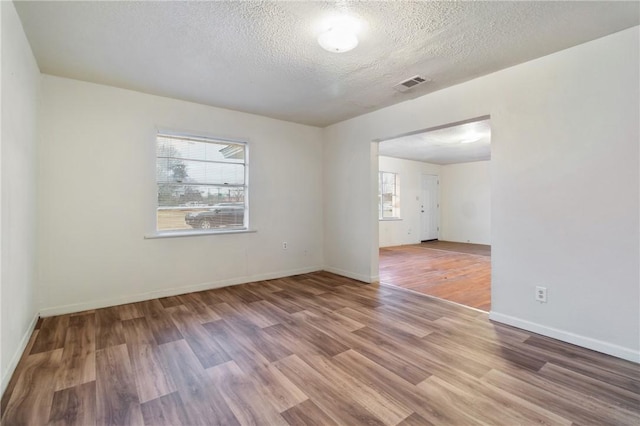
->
[379,171,400,219]
[156,133,247,232]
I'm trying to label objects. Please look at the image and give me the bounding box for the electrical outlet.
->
[282,242,288,250]
[535,286,547,303]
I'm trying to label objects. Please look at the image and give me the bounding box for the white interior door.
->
[421,174,439,241]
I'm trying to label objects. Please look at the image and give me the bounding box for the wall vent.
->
[393,75,429,92]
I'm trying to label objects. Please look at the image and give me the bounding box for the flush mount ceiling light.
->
[317,16,362,53]
[460,137,482,144]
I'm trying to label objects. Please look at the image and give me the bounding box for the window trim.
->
[145,229,257,239]
[153,131,250,236]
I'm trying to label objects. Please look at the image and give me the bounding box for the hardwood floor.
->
[2,271,639,425]
[419,240,491,257]
[380,242,491,311]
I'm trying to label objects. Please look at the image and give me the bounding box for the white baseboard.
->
[323,266,374,283]
[489,311,640,363]
[39,266,323,317]
[1,312,39,395]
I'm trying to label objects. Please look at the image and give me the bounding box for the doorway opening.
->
[377,116,492,311]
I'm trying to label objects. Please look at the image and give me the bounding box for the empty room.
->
[377,117,492,311]
[2,1,639,425]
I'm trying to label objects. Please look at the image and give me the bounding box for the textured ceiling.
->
[380,119,491,165]
[15,1,640,127]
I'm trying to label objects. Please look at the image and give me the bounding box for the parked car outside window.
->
[185,203,244,229]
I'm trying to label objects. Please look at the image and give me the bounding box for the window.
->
[379,171,400,219]
[156,133,247,233]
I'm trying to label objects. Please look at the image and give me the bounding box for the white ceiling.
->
[380,118,491,165]
[15,1,640,127]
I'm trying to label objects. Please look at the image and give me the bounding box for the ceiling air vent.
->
[393,75,429,93]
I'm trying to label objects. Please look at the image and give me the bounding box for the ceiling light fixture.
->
[317,16,362,53]
[460,137,481,144]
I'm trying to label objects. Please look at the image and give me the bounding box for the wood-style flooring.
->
[419,240,491,257]
[2,271,639,425]
[380,241,491,311]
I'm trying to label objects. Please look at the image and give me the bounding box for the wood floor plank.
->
[115,303,145,321]
[126,343,176,403]
[248,300,296,327]
[482,368,640,425]
[331,349,477,425]
[157,295,183,309]
[227,301,280,328]
[54,313,96,391]
[177,292,221,323]
[359,303,441,333]
[209,304,295,362]
[432,314,531,344]
[1,328,39,416]
[48,381,96,426]
[524,333,640,381]
[257,290,307,314]
[423,330,548,373]
[168,304,231,369]
[139,392,195,426]
[120,321,178,411]
[95,344,144,426]
[292,312,434,385]
[420,240,491,256]
[397,412,434,426]
[303,353,413,425]
[157,339,239,426]
[380,242,491,310]
[417,374,520,425]
[538,362,640,412]
[263,321,349,359]
[280,399,338,426]
[274,354,386,426]
[95,307,125,350]
[258,308,351,358]
[208,360,288,425]
[122,317,158,346]
[418,373,572,425]
[30,315,69,354]
[1,349,63,425]
[202,319,307,413]
[338,306,432,338]
[3,271,638,425]
[193,288,227,306]
[138,299,183,345]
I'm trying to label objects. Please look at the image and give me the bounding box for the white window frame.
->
[148,131,252,238]
[379,171,400,220]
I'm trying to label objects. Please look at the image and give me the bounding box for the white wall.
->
[440,161,491,245]
[38,75,324,316]
[378,156,440,247]
[324,27,639,361]
[1,1,41,393]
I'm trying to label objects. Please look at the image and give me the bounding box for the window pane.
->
[156,133,247,232]
[157,204,245,231]
[158,184,244,207]
[157,136,245,163]
[157,159,244,185]
[379,171,400,219]
[157,187,245,231]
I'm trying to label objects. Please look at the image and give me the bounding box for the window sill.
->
[379,218,402,221]
[145,229,257,239]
